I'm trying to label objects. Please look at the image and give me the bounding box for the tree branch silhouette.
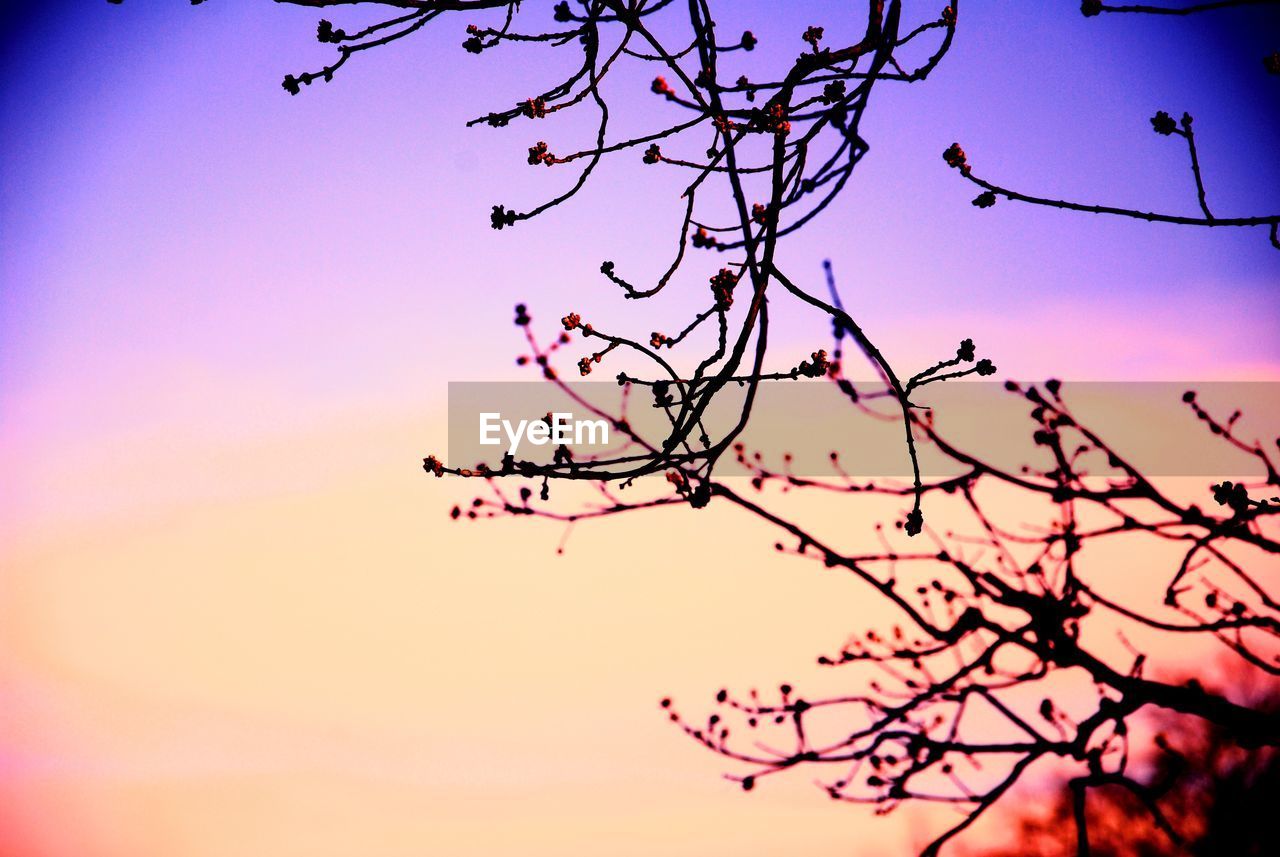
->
[465,315,1279,852]
[204,0,996,533]
[967,674,1279,857]
[944,113,1280,250]
[136,1,1280,854]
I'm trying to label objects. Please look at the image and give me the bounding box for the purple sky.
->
[3,2,1278,420]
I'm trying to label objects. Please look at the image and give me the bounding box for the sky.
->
[1,2,1278,856]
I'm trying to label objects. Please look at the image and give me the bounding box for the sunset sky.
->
[2,2,1278,855]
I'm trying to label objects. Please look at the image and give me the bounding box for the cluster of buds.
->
[802,25,824,49]
[527,141,555,166]
[710,267,739,310]
[553,1,573,22]
[941,5,957,26]
[665,469,690,494]
[522,97,548,118]
[713,114,738,134]
[422,455,445,477]
[736,75,757,102]
[1032,422,1061,447]
[691,227,719,249]
[1150,110,1179,135]
[561,312,581,331]
[751,203,771,226]
[694,67,714,89]
[741,30,757,51]
[972,191,996,208]
[282,65,340,95]
[1212,481,1260,514]
[463,24,485,54]
[491,205,518,230]
[1266,52,1280,75]
[755,103,791,136]
[650,331,670,348]
[947,338,995,376]
[797,349,831,378]
[316,19,347,43]
[821,80,846,105]
[942,142,968,170]
[651,76,675,98]
[643,143,662,164]
[579,353,604,376]
[1080,0,1103,16]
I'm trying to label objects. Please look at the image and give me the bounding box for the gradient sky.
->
[1,2,1278,856]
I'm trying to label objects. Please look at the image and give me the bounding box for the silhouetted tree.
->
[492,271,1280,856]
[961,674,1279,857]
[125,0,1277,534]
[131,2,1280,854]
